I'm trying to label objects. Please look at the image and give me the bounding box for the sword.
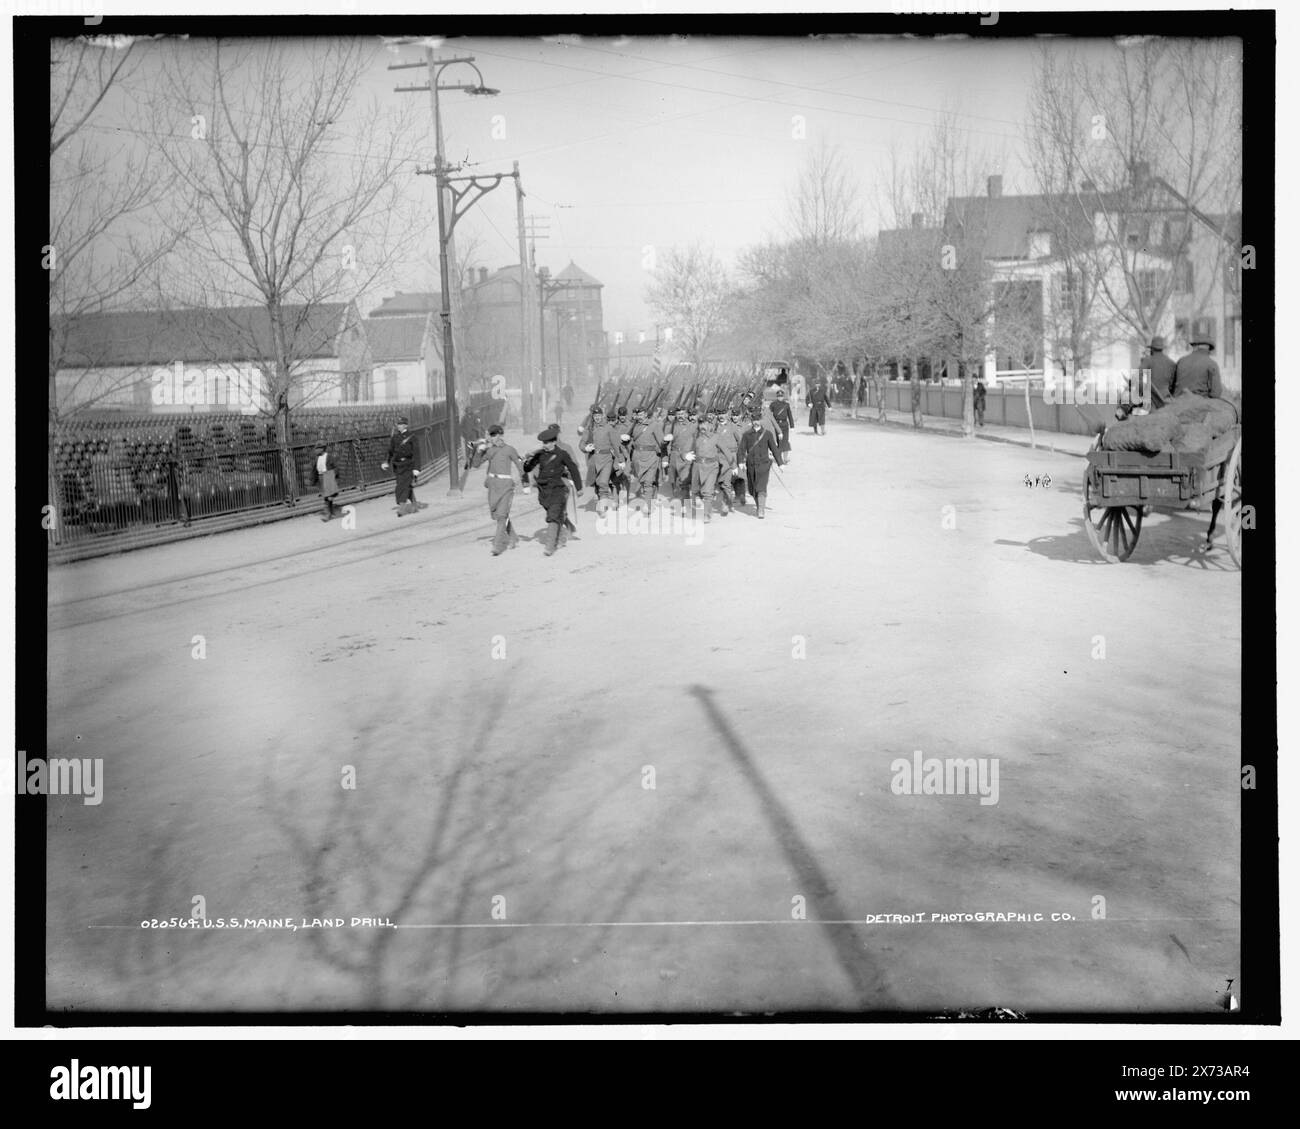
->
[769,459,795,499]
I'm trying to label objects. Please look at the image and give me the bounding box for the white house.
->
[364,314,440,403]
[945,172,1241,396]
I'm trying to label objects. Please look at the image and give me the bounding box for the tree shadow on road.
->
[261,682,653,1011]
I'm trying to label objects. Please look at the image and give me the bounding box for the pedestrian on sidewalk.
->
[470,424,524,555]
[381,416,423,517]
[807,379,831,435]
[974,380,987,428]
[309,441,341,521]
[523,425,583,556]
[460,405,484,485]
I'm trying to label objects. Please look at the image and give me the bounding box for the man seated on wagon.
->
[1170,336,1223,400]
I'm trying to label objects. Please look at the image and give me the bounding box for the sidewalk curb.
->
[48,456,458,565]
[831,410,1095,459]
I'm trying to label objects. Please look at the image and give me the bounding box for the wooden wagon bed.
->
[1082,425,1242,566]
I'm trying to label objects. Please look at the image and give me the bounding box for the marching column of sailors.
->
[469,389,797,557]
[582,389,792,523]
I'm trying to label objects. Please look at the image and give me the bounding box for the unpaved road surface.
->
[45,421,1240,1014]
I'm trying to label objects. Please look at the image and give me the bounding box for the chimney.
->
[478,267,489,285]
[987,175,1003,199]
[911,212,924,229]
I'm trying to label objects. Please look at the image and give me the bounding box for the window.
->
[1053,268,1086,313]
[1136,269,1163,308]
[1175,258,1194,295]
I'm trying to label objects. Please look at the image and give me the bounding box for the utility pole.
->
[526,216,550,419]
[513,161,534,432]
[539,266,550,415]
[392,48,501,490]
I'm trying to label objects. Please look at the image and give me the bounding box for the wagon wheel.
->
[1223,436,1243,569]
[1083,474,1143,562]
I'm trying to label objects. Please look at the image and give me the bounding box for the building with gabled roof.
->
[51,302,371,417]
[363,313,441,403]
[938,172,1241,390]
[369,291,440,318]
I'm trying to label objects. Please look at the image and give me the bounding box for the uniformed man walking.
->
[690,410,726,522]
[579,405,623,512]
[714,406,742,513]
[381,415,423,516]
[807,379,831,435]
[737,410,783,519]
[522,425,583,557]
[470,423,524,555]
[769,387,794,463]
[627,403,665,510]
[666,404,698,505]
[1172,336,1223,399]
[612,405,634,508]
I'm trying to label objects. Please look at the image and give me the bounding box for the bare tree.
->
[49,38,183,421]
[147,38,424,494]
[644,242,731,375]
[1027,40,1241,348]
[877,112,1025,437]
[786,140,864,246]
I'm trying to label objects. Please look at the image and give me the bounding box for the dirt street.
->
[45,420,1240,1014]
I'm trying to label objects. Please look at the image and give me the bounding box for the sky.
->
[60,33,1173,336]
[361,34,1057,333]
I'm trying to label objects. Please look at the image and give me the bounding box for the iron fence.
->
[47,393,498,550]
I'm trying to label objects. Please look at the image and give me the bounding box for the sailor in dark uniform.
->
[381,415,423,516]
[769,387,794,463]
[737,410,783,519]
[522,425,583,556]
